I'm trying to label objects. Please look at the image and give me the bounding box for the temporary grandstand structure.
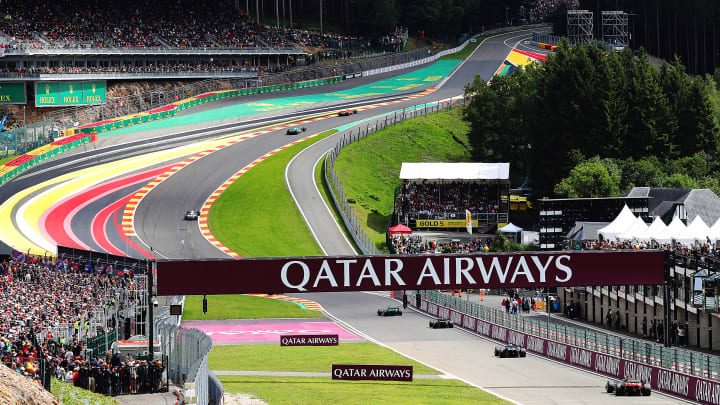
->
[673,216,712,245]
[635,216,668,242]
[651,216,688,244]
[615,216,649,241]
[399,163,509,181]
[597,205,636,240]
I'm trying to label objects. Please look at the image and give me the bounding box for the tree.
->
[554,159,621,198]
[619,157,664,191]
[662,173,699,189]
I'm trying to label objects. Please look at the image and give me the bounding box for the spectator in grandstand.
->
[397,180,503,222]
[0,252,163,395]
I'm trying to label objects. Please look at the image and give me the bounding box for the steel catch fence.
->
[421,290,720,380]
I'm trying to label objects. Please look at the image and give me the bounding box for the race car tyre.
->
[615,383,626,396]
[605,381,615,393]
[377,310,383,316]
[448,322,453,328]
[519,349,526,358]
[494,347,501,357]
[641,384,651,396]
[500,350,508,358]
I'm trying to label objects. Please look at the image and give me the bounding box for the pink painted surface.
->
[191,321,362,343]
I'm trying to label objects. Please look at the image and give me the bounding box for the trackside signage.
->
[156,251,664,295]
[280,334,339,347]
[410,295,720,405]
[332,364,413,381]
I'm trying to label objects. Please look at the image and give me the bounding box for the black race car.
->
[605,379,651,396]
[494,344,526,358]
[429,318,453,329]
[184,210,200,220]
[286,126,307,135]
[377,306,402,316]
[338,109,357,116]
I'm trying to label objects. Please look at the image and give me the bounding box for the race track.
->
[0,27,686,404]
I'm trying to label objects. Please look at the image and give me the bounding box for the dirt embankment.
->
[0,364,60,405]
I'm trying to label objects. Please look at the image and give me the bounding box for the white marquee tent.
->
[651,216,688,244]
[673,216,712,245]
[399,162,510,181]
[615,216,649,241]
[711,218,720,240]
[634,216,667,242]
[598,205,637,240]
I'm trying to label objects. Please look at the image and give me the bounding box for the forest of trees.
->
[238,0,514,41]
[463,41,720,199]
[242,1,720,75]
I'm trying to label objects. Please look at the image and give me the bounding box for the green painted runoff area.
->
[209,343,439,374]
[182,294,323,320]
[103,60,459,137]
[220,376,512,405]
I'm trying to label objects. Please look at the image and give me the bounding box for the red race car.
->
[605,379,651,396]
[338,109,357,116]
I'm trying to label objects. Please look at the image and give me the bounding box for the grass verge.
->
[333,108,472,251]
[315,154,362,254]
[220,376,512,405]
[181,294,323,320]
[51,378,120,405]
[209,130,337,257]
[209,343,439,374]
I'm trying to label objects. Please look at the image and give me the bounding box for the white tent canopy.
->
[652,216,687,244]
[711,218,720,240]
[673,216,711,245]
[499,223,523,233]
[635,216,667,242]
[598,205,637,240]
[399,162,510,181]
[616,216,649,241]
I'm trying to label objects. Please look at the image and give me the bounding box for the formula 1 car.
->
[184,210,200,220]
[286,126,307,135]
[338,109,357,116]
[494,344,526,358]
[377,306,402,316]
[605,379,651,396]
[429,318,453,329]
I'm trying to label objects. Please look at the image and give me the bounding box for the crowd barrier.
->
[396,290,720,405]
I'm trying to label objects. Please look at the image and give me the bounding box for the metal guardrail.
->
[0,118,54,158]
[154,308,216,405]
[325,97,468,255]
[423,290,720,380]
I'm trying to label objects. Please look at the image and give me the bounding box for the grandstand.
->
[395,163,510,232]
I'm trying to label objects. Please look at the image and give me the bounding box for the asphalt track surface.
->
[0,29,684,404]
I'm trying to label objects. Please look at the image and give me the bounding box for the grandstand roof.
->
[399,163,509,181]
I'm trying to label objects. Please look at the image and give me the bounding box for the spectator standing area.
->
[396,162,510,232]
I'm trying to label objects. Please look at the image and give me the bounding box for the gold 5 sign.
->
[35,81,106,107]
[416,219,479,228]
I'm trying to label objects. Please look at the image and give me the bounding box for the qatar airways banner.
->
[411,297,720,405]
[156,250,664,295]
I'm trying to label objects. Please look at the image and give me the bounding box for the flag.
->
[465,209,472,235]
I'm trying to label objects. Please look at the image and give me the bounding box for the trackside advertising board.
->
[35,81,106,106]
[0,82,27,104]
[332,365,413,381]
[156,250,665,295]
[410,295,720,405]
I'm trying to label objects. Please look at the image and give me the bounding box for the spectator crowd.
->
[0,0,381,52]
[0,251,162,395]
[397,180,504,222]
[391,235,490,255]
[520,0,581,24]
